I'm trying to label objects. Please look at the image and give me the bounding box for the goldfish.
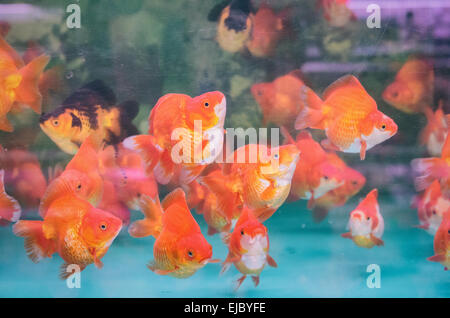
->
[412,180,450,236]
[124,91,226,186]
[295,75,398,160]
[310,152,366,222]
[13,192,122,279]
[200,143,300,223]
[317,0,356,28]
[39,135,104,217]
[213,0,253,53]
[133,188,218,278]
[245,2,289,57]
[0,147,47,208]
[283,129,343,208]
[251,70,305,128]
[39,80,139,154]
[382,58,434,114]
[0,36,50,131]
[221,206,277,290]
[0,169,21,225]
[427,211,450,270]
[341,189,384,248]
[419,101,449,157]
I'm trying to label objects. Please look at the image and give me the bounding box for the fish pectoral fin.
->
[321,139,340,151]
[427,254,446,263]
[147,261,176,275]
[220,253,239,276]
[266,255,278,268]
[360,140,367,160]
[370,234,384,246]
[341,232,352,239]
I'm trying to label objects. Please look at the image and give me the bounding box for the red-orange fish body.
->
[428,211,450,270]
[419,102,449,157]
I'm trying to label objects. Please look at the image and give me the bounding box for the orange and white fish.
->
[0,147,47,208]
[0,169,21,225]
[412,180,450,236]
[342,189,384,248]
[427,211,450,270]
[382,58,434,114]
[310,152,366,222]
[317,0,356,28]
[221,206,277,290]
[13,192,122,279]
[245,2,289,57]
[124,91,226,186]
[0,36,50,131]
[284,130,343,207]
[295,75,398,160]
[419,101,449,157]
[135,188,219,278]
[251,70,305,129]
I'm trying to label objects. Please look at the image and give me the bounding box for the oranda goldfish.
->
[39,135,104,217]
[0,147,46,208]
[132,188,219,278]
[295,75,398,160]
[124,91,226,186]
[0,169,21,225]
[427,211,450,270]
[412,180,450,236]
[342,189,385,248]
[213,0,253,53]
[317,0,356,28]
[221,206,277,290]
[200,143,300,223]
[0,36,50,132]
[39,80,139,154]
[245,2,289,57]
[13,193,122,279]
[251,70,305,129]
[284,130,343,208]
[310,152,366,222]
[382,58,434,114]
[419,101,449,157]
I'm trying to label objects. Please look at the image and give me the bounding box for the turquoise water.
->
[1,198,448,298]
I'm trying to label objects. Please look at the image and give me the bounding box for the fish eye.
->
[100,223,107,231]
[187,250,194,258]
[448,230,450,234]
[392,91,399,98]
[53,120,59,126]
[257,90,263,96]
[204,102,209,108]
[273,153,279,159]
[324,175,329,180]
[432,210,436,215]
[352,181,358,185]
[241,229,244,235]
[367,217,371,221]
[381,124,386,130]
[77,183,82,190]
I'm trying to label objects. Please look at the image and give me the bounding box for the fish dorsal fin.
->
[80,80,117,105]
[234,206,257,229]
[322,75,366,101]
[61,80,116,109]
[66,135,101,173]
[357,189,379,216]
[162,188,200,235]
[0,35,24,69]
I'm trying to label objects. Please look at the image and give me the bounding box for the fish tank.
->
[0,0,449,300]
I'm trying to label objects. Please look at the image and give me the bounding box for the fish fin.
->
[93,253,104,269]
[322,75,366,100]
[128,194,163,238]
[147,261,176,275]
[80,80,117,105]
[360,140,367,160]
[0,116,13,132]
[208,226,219,236]
[15,54,50,114]
[221,232,232,245]
[427,254,445,262]
[118,100,140,139]
[47,164,64,184]
[161,188,200,235]
[321,139,340,151]
[312,206,329,223]
[207,0,230,22]
[0,36,24,68]
[220,252,238,276]
[251,276,260,287]
[370,234,384,246]
[235,275,247,291]
[13,220,55,263]
[341,232,352,239]
[414,224,429,230]
[0,170,21,222]
[411,158,448,191]
[266,254,278,268]
[307,196,315,210]
[179,165,205,185]
[122,134,161,174]
[280,126,296,145]
[295,85,324,130]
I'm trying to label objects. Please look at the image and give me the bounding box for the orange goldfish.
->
[284,129,343,207]
[133,188,219,278]
[295,75,398,160]
[221,206,277,290]
[213,0,254,53]
[317,0,356,27]
[245,2,289,57]
[0,147,47,208]
[427,211,450,270]
[382,58,434,114]
[310,152,366,222]
[13,193,122,279]
[200,143,300,223]
[412,180,450,236]
[419,101,449,157]
[123,91,226,186]
[0,36,50,131]
[251,70,305,128]
[341,189,384,248]
[39,135,104,217]
[0,169,21,225]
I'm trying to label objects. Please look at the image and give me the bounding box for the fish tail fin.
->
[0,170,21,223]
[122,134,161,175]
[411,158,447,191]
[0,116,13,132]
[15,54,50,114]
[128,194,163,238]
[118,100,140,139]
[13,220,55,263]
[295,85,324,130]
